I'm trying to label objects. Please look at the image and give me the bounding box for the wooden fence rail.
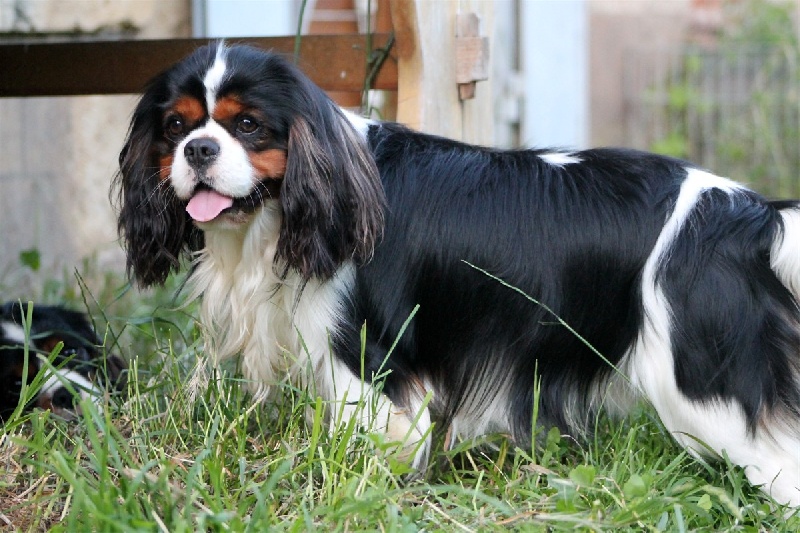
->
[0,34,397,98]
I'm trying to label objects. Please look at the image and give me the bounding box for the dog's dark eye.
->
[236,116,259,135]
[165,116,185,138]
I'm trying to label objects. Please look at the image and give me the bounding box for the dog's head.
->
[0,302,127,421]
[114,41,385,287]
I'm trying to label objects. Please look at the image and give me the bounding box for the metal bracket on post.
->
[455,12,489,101]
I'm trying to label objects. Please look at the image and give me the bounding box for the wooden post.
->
[390,0,494,145]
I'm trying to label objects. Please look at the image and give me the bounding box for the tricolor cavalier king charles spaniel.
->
[115,42,800,506]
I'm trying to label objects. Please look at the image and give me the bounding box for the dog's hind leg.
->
[626,301,800,507]
[624,181,800,506]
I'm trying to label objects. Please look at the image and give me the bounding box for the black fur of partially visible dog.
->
[0,302,126,420]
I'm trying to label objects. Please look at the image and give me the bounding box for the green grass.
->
[1,274,798,531]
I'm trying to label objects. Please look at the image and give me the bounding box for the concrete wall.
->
[0,0,190,36]
[0,1,190,298]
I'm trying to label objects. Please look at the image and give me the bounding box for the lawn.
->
[0,272,797,531]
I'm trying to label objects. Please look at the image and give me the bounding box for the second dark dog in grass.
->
[0,301,126,421]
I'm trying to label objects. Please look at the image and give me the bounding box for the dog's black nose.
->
[184,138,220,169]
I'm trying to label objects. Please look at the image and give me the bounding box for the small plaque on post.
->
[455,12,490,101]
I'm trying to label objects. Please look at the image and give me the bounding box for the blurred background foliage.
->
[634,0,800,198]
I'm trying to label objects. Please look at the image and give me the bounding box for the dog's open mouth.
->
[186,188,233,222]
[185,181,282,222]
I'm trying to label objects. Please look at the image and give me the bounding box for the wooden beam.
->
[0,34,397,97]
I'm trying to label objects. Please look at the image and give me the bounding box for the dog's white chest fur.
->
[185,204,430,461]
[187,204,352,398]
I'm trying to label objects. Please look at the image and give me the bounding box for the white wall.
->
[195,0,296,37]
[520,0,588,149]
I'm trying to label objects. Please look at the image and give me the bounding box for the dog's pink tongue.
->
[186,190,234,222]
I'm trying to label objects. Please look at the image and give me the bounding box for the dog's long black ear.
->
[277,79,385,281]
[113,77,202,287]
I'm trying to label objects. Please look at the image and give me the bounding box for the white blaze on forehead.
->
[204,44,229,114]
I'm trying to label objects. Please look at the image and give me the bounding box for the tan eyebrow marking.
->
[171,96,205,124]
[212,96,246,123]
